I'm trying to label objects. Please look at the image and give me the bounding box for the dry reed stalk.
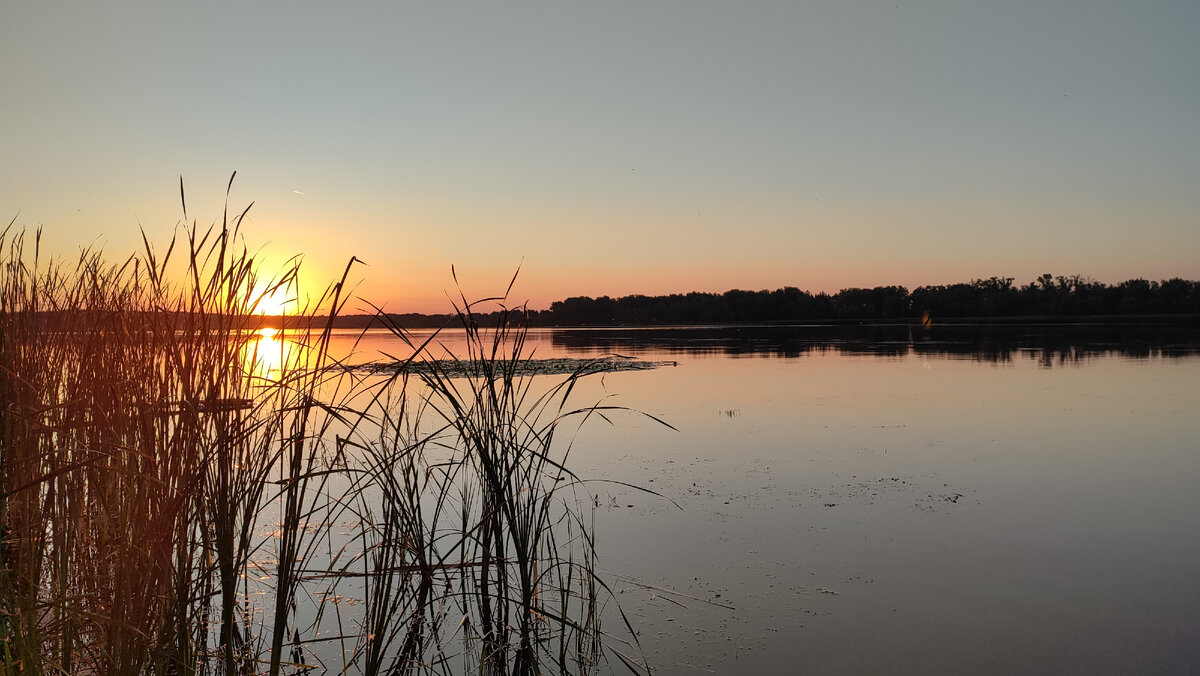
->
[0,184,654,676]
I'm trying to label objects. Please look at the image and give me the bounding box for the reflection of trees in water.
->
[549,324,1200,367]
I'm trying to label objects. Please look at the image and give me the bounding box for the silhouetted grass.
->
[0,188,652,675]
[353,282,654,675]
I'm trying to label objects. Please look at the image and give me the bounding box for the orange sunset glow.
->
[5,3,1197,313]
[4,4,1200,673]
[254,285,294,317]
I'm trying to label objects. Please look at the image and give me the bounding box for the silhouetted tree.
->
[531,276,1200,326]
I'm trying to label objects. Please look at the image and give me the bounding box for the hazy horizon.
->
[283,272,1200,317]
[4,1,1199,314]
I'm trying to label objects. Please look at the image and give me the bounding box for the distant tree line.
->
[541,275,1200,325]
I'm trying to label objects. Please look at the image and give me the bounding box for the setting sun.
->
[255,285,294,316]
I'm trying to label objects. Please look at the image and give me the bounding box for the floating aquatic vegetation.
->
[349,355,678,377]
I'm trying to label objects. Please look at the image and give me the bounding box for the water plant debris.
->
[349,355,677,377]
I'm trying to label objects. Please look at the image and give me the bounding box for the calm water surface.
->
[327,324,1200,675]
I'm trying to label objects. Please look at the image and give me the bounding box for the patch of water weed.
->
[351,355,676,378]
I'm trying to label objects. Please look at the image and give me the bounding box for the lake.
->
[324,323,1200,675]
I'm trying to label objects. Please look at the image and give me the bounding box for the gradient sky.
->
[3,1,1198,313]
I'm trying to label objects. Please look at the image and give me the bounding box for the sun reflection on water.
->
[242,328,294,379]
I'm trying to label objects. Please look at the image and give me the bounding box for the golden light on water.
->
[248,286,292,378]
[242,330,292,379]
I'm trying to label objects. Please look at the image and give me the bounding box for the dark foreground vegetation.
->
[1,212,649,673]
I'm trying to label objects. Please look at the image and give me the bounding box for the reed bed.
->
[0,195,650,674]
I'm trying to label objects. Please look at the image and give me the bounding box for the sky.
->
[3,1,1198,313]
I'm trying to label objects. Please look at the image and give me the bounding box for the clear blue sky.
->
[3,1,1198,312]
